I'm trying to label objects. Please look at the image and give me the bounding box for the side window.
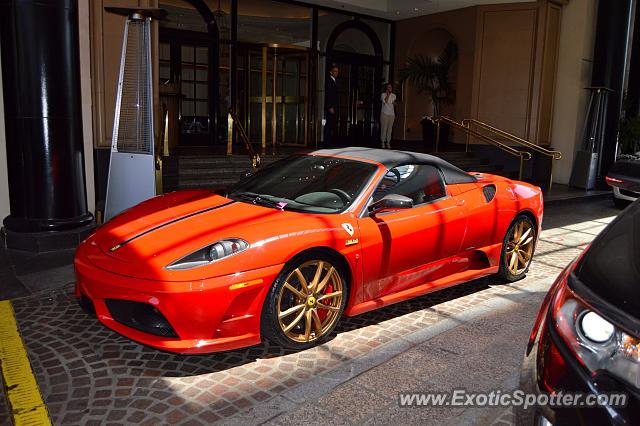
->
[372,164,446,206]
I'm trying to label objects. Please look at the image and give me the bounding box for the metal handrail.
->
[435,116,531,181]
[462,118,562,160]
[155,106,169,194]
[228,108,261,171]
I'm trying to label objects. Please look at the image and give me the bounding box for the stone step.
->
[175,168,254,177]
[464,164,505,173]
[163,155,288,187]
[431,151,474,160]
[446,159,490,168]
[172,161,284,173]
[171,181,231,191]
[177,176,240,184]
[174,155,287,165]
[171,165,257,174]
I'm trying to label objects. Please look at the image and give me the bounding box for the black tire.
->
[261,250,348,350]
[498,214,536,282]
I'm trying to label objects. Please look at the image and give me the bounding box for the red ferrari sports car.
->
[75,148,543,354]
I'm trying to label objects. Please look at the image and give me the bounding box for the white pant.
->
[380,113,395,145]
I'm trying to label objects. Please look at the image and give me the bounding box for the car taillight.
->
[527,262,573,354]
[606,176,624,185]
[550,271,640,389]
[541,329,569,391]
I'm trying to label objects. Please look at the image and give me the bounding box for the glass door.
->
[277,51,309,147]
[179,44,210,145]
[355,63,376,144]
[238,44,310,153]
[330,52,381,147]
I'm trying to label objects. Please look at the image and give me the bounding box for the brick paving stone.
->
[106,409,127,421]
[180,419,205,426]
[200,410,222,423]
[166,409,188,424]
[217,405,239,417]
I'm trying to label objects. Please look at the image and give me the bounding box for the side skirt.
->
[344,265,499,317]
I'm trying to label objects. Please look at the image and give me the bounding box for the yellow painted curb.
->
[0,300,51,425]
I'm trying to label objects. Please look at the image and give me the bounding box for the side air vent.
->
[482,185,496,203]
[106,299,178,338]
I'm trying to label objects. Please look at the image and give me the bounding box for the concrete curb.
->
[222,277,556,425]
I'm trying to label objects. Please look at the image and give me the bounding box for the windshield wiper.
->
[232,192,286,210]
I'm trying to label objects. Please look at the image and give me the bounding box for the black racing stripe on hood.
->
[109,200,235,252]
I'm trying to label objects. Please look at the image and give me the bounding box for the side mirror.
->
[368,194,413,215]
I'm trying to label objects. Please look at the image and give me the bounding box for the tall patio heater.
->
[104,7,167,221]
[570,87,612,190]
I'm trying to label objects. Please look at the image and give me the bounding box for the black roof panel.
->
[313,147,477,184]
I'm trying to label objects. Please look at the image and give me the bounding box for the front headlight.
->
[166,238,249,270]
[552,280,640,389]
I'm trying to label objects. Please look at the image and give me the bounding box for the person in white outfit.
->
[380,83,396,149]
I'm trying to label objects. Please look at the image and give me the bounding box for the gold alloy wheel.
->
[506,219,535,275]
[276,260,343,343]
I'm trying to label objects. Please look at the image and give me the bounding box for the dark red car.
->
[518,200,639,424]
[606,159,640,207]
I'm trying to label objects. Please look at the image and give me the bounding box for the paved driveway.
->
[0,199,621,425]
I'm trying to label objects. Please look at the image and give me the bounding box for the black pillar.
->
[311,7,318,148]
[0,0,92,233]
[230,0,238,148]
[590,0,633,181]
[626,0,640,117]
[230,0,238,111]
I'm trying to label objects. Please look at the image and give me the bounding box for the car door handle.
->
[456,199,465,206]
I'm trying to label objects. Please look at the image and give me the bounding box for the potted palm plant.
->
[400,41,458,150]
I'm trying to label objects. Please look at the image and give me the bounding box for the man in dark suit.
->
[323,64,339,147]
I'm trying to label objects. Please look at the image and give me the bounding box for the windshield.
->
[227,155,378,213]
[575,200,640,318]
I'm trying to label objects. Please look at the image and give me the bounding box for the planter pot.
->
[420,117,450,152]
